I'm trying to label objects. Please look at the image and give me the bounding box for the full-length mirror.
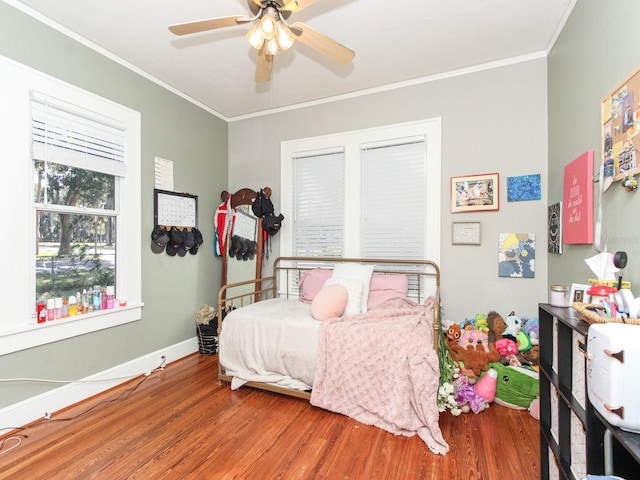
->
[220,188,263,292]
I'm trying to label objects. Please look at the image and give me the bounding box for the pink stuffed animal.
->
[458,329,491,353]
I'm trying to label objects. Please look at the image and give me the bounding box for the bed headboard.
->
[217,256,441,350]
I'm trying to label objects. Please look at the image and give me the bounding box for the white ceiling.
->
[9,0,575,120]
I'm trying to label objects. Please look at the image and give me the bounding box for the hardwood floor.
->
[0,354,540,479]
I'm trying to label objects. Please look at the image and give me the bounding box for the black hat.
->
[166,227,184,257]
[150,226,170,254]
[229,235,242,258]
[179,229,196,256]
[262,213,284,235]
[190,228,203,255]
[239,238,249,261]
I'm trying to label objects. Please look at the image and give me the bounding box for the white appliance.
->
[586,323,640,433]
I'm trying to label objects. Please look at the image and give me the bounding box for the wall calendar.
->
[154,189,198,228]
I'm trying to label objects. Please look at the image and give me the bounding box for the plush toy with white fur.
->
[502,315,523,341]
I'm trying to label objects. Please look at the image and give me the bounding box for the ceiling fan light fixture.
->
[168,0,355,83]
[259,10,277,39]
[275,22,294,50]
[246,23,265,49]
[265,37,279,56]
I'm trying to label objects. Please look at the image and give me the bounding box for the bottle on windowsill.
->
[106,286,115,309]
[100,287,107,311]
[54,297,63,320]
[68,295,77,316]
[93,286,101,311]
[47,298,55,321]
[76,292,84,315]
[62,297,69,318]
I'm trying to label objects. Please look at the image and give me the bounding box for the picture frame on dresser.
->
[570,283,591,304]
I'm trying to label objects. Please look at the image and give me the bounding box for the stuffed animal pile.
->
[442,311,540,417]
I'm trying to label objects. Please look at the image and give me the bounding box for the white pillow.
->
[331,263,374,312]
[323,277,363,316]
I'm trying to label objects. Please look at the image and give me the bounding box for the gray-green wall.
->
[0,2,227,407]
[548,1,640,291]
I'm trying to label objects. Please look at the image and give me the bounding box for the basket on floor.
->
[195,304,218,355]
[572,301,640,326]
[197,324,218,355]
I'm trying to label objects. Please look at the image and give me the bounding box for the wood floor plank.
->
[0,354,540,479]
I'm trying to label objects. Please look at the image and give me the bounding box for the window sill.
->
[0,303,143,355]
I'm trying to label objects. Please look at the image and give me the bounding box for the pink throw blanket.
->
[311,296,449,455]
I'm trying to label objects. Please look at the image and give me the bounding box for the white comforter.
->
[218,298,319,391]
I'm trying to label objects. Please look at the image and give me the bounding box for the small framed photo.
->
[452,222,481,245]
[570,283,591,304]
[451,173,499,213]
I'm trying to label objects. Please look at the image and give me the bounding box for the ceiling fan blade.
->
[283,0,322,12]
[169,16,247,36]
[255,48,273,82]
[291,22,354,65]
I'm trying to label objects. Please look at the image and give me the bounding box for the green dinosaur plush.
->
[489,362,539,410]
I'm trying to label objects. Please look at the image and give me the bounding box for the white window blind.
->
[292,149,345,257]
[361,138,427,260]
[31,92,127,177]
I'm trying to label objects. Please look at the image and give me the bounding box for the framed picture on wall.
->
[601,64,640,190]
[450,173,499,213]
[548,202,562,254]
[562,151,594,244]
[452,222,481,245]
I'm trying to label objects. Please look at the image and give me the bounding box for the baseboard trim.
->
[0,337,199,431]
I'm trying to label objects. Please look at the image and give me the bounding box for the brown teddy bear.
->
[447,328,501,378]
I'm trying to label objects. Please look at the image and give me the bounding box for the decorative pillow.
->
[311,284,349,320]
[331,263,374,312]
[323,277,363,317]
[298,268,333,303]
[367,274,410,310]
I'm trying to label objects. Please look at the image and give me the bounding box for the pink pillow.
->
[311,284,348,320]
[299,269,333,303]
[367,274,409,310]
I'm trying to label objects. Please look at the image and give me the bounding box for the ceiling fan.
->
[168,0,355,83]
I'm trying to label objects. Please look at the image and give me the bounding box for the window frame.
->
[280,119,441,264]
[0,55,142,355]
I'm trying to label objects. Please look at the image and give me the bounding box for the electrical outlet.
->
[44,412,51,420]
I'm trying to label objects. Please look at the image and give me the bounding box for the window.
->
[281,119,441,271]
[32,93,122,309]
[0,56,141,354]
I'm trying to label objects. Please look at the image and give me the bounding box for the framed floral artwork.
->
[450,173,499,213]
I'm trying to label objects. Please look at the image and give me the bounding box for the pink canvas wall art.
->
[562,150,594,244]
